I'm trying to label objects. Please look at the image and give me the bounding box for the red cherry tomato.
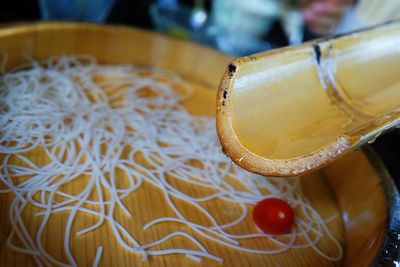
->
[252,198,295,235]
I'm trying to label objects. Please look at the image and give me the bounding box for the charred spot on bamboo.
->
[223,90,227,99]
[228,64,237,73]
[313,44,321,65]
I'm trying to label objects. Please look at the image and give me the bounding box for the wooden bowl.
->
[216,21,400,177]
[0,23,397,267]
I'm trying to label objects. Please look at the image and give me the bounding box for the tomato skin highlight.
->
[252,198,295,235]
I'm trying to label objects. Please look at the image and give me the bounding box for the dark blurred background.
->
[1,0,378,55]
[1,0,155,27]
[3,0,399,56]
[1,0,292,50]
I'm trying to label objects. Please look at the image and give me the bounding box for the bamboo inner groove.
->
[231,53,352,159]
[332,35,400,117]
[230,24,400,160]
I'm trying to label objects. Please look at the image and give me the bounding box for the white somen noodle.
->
[0,55,342,266]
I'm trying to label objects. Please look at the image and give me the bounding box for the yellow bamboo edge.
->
[217,21,400,177]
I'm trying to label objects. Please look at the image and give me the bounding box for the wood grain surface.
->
[0,23,388,267]
[0,149,343,267]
